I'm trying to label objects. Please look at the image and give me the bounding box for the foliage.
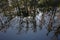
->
[0,0,60,16]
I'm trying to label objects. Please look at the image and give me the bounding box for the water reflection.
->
[0,9,60,40]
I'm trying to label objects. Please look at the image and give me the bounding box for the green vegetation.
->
[0,0,60,16]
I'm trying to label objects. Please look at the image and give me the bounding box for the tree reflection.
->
[0,0,60,40]
[32,18,37,32]
[0,22,9,32]
[25,19,29,32]
[0,9,60,40]
[53,26,60,39]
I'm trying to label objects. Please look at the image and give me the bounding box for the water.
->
[0,11,60,40]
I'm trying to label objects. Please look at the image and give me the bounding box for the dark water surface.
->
[0,11,60,40]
